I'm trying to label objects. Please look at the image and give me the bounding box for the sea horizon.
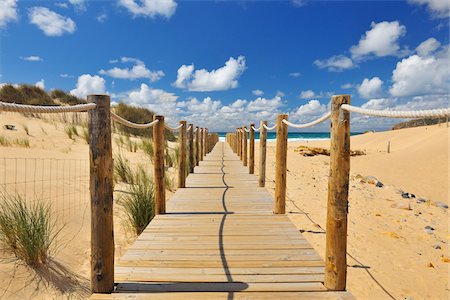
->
[216,132,363,142]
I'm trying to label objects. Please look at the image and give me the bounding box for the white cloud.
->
[54,3,69,9]
[416,37,441,57]
[252,89,264,96]
[358,77,384,99]
[97,13,108,23]
[390,46,450,97]
[314,55,354,72]
[70,74,106,99]
[292,0,305,7]
[299,90,315,99]
[408,0,450,18]
[69,0,87,11]
[0,0,18,28]
[20,56,43,62]
[341,83,353,89]
[60,73,74,78]
[173,56,246,92]
[350,21,407,59]
[35,79,45,89]
[247,96,283,112]
[292,100,327,116]
[289,72,301,77]
[119,0,177,18]
[28,7,76,36]
[99,58,164,82]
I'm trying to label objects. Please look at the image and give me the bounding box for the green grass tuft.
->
[0,135,11,146]
[114,153,133,184]
[0,194,62,266]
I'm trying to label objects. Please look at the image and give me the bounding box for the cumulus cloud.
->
[97,13,108,23]
[100,57,164,82]
[408,0,450,18]
[314,55,354,72]
[358,77,384,99]
[20,56,43,62]
[0,0,18,28]
[252,89,264,96]
[416,37,441,57]
[60,73,74,78]
[247,96,283,112]
[292,100,327,117]
[70,74,106,99]
[35,79,45,89]
[119,0,177,18]
[69,0,87,11]
[350,21,407,59]
[173,56,246,92]
[28,7,76,36]
[299,90,315,99]
[389,45,450,97]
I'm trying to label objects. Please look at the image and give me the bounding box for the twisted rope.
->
[0,101,96,113]
[251,126,260,131]
[341,104,450,118]
[165,123,183,131]
[243,127,250,133]
[282,112,331,129]
[263,124,277,130]
[187,125,192,131]
[111,112,159,129]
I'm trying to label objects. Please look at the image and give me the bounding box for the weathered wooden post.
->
[188,124,195,173]
[237,128,242,159]
[259,120,267,187]
[203,128,207,156]
[324,95,351,291]
[243,126,248,166]
[88,94,114,293]
[274,114,288,214]
[195,126,200,166]
[249,123,255,174]
[387,141,390,154]
[178,121,187,188]
[153,115,165,214]
[239,129,243,160]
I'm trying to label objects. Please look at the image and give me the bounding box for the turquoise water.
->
[217,132,362,142]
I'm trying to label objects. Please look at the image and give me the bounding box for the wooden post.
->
[259,121,267,187]
[200,128,204,161]
[178,121,187,188]
[153,115,165,214]
[237,129,242,159]
[195,126,200,166]
[203,128,207,157]
[387,141,390,154]
[249,123,255,174]
[239,129,243,160]
[88,94,114,293]
[274,114,288,214]
[243,126,248,166]
[324,95,351,291]
[188,124,194,173]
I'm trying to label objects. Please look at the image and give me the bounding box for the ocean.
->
[217,132,362,142]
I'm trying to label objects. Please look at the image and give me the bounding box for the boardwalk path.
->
[92,142,354,299]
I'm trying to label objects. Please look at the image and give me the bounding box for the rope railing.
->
[0,101,96,113]
[251,126,260,131]
[263,123,277,130]
[340,104,450,118]
[282,112,331,129]
[243,127,250,133]
[187,125,192,131]
[164,123,184,131]
[110,112,159,129]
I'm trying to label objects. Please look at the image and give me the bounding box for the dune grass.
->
[0,135,11,146]
[0,194,62,266]
[118,167,154,235]
[82,127,89,144]
[141,139,154,162]
[14,138,30,148]
[114,153,133,184]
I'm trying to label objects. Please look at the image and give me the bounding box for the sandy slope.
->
[256,123,448,299]
[0,112,177,299]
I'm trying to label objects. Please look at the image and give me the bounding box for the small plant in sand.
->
[40,126,47,135]
[164,174,175,192]
[0,194,62,266]
[118,167,154,235]
[0,135,11,146]
[64,125,78,140]
[165,146,178,168]
[114,153,133,184]
[141,139,154,162]
[14,138,30,148]
[21,123,30,135]
[82,127,89,144]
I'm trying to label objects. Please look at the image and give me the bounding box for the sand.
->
[0,111,448,299]
[0,112,177,299]
[256,123,448,299]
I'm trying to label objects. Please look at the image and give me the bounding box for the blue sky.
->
[0,0,449,131]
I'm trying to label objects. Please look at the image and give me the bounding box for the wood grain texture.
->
[274,115,288,214]
[324,95,350,291]
[249,123,255,174]
[243,126,248,167]
[177,121,187,188]
[153,115,165,214]
[259,120,267,187]
[188,124,195,173]
[195,126,200,166]
[91,141,353,299]
[88,94,114,293]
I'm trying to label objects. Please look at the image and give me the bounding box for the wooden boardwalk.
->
[91,142,354,299]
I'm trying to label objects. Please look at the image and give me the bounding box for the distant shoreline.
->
[217,132,362,142]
